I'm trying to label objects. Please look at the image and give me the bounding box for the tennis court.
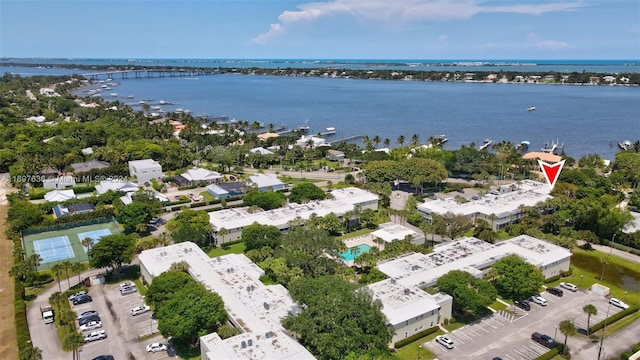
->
[22,220,121,270]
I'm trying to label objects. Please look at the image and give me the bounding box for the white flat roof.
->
[417,180,551,218]
[129,159,161,168]
[372,222,424,243]
[138,242,314,360]
[376,235,571,288]
[209,187,378,231]
[247,173,285,188]
[366,279,444,326]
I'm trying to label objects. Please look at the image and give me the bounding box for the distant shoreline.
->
[2,62,639,86]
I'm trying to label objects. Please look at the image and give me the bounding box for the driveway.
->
[425,289,623,359]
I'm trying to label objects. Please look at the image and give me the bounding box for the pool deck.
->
[342,234,383,266]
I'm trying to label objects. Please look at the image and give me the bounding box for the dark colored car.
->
[514,300,531,311]
[77,310,98,320]
[546,287,564,297]
[79,315,101,326]
[73,295,93,305]
[531,332,559,349]
[92,356,114,360]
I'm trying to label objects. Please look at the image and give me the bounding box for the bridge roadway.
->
[82,68,219,80]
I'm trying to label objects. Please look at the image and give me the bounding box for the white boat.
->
[433,135,448,145]
[110,93,118,97]
[127,95,134,99]
[478,139,494,150]
[175,108,184,113]
[325,127,336,134]
[528,105,536,111]
[619,140,633,151]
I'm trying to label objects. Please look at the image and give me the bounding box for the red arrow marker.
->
[538,160,565,191]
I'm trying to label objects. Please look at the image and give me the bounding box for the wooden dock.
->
[332,134,365,144]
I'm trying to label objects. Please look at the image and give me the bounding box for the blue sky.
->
[1,0,639,59]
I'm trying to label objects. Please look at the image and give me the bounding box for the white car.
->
[120,286,137,295]
[80,320,102,331]
[610,298,630,309]
[131,305,151,316]
[435,335,454,349]
[530,295,548,306]
[119,281,135,289]
[146,342,168,353]
[84,330,107,343]
[559,282,578,292]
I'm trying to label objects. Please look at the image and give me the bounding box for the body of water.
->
[2,65,639,161]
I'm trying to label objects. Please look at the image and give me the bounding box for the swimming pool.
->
[340,244,371,261]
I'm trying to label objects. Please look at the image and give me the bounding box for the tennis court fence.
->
[20,216,118,236]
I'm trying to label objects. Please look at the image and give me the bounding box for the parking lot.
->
[426,288,624,359]
[74,282,174,359]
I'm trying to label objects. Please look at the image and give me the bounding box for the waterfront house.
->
[326,149,345,161]
[249,147,274,155]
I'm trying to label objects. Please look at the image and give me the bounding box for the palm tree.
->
[71,262,83,286]
[20,346,43,360]
[372,135,381,148]
[62,331,84,360]
[410,133,420,147]
[217,227,228,245]
[61,261,72,288]
[383,138,391,148]
[51,263,63,292]
[27,254,42,272]
[397,135,405,147]
[49,291,64,309]
[9,261,31,282]
[81,237,94,253]
[583,304,597,335]
[559,319,577,355]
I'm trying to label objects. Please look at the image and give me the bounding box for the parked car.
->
[68,291,88,302]
[73,295,93,305]
[514,300,531,311]
[131,305,151,316]
[559,282,578,292]
[435,335,454,349]
[610,298,630,309]
[79,316,101,326]
[149,217,160,225]
[77,310,98,320]
[120,286,137,296]
[546,287,564,297]
[146,342,169,353]
[531,332,559,349]
[80,321,102,332]
[119,281,135,289]
[174,195,181,200]
[530,295,548,306]
[84,330,107,343]
[92,356,114,360]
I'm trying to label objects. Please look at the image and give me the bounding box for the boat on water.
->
[432,135,448,146]
[541,139,564,155]
[110,93,118,97]
[478,139,494,150]
[325,127,336,134]
[517,141,530,151]
[127,95,134,99]
[619,140,633,151]
[298,119,310,133]
[528,105,536,111]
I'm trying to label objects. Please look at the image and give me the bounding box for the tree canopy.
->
[490,254,545,300]
[283,275,393,359]
[242,223,282,252]
[87,234,136,277]
[288,182,327,204]
[437,270,497,317]
[115,202,154,234]
[147,270,227,347]
[166,209,212,247]
[243,191,286,210]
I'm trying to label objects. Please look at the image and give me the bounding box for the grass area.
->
[443,321,465,332]
[199,191,216,202]
[283,177,325,184]
[599,309,640,337]
[489,299,508,311]
[335,228,375,241]
[546,248,640,306]
[392,329,443,360]
[208,242,246,257]
[133,278,148,296]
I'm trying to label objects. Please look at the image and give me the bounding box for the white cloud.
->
[250,0,583,44]
[438,34,448,43]
[535,39,573,51]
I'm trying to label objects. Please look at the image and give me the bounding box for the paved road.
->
[582,241,640,264]
[570,316,640,359]
[27,268,104,360]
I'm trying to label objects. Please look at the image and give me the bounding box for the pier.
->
[82,68,219,81]
[332,134,366,144]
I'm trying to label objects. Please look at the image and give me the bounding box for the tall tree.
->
[559,320,577,355]
[51,263,63,292]
[491,254,545,300]
[62,331,84,360]
[88,234,136,278]
[166,209,212,247]
[61,260,72,288]
[437,270,497,316]
[242,223,282,252]
[583,304,597,335]
[115,202,154,234]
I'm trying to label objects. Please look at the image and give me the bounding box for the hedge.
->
[394,326,439,348]
[544,274,561,284]
[534,347,561,360]
[15,280,30,355]
[620,341,640,360]
[589,305,639,334]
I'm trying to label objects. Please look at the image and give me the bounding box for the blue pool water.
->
[341,244,371,262]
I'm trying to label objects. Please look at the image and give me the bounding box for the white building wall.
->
[391,309,440,344]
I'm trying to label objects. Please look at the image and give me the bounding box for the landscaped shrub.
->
[544,275,561,284]
[534,347,560,360]
[393,326,439,348]
[589,305,639,333]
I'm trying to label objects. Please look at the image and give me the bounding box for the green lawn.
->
[546,248,640,306]
[335,228,375,240]
[489,299,508,311]
[208,242,246,257]
[393,330,443,360]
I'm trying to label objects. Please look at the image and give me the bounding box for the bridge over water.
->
[82,68,219,80]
